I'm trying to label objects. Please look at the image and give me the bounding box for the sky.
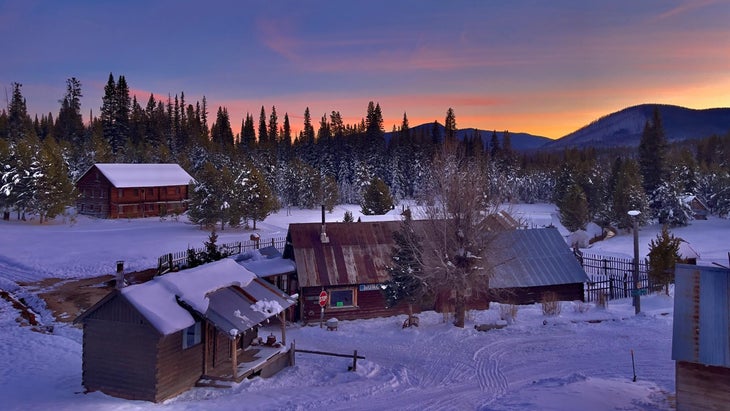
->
[1,0,729,139]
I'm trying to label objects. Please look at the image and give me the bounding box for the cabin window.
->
[183,321,202,349]
[329,288,356,308]
[118,189,123,198]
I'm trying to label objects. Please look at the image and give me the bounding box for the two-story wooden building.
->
[75,163,194,219]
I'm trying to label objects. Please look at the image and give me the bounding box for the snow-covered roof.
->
[121,259,256,335]
[232,247,296,278]
[94,163,194,188]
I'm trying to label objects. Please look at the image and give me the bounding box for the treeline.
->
[1,75,729,228]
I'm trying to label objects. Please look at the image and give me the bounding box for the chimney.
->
[320,205,329,243]
[115,260,126,289]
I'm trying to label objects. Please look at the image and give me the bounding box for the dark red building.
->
[75,163,194,219]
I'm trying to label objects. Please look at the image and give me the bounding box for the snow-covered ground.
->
[1,203,727,410]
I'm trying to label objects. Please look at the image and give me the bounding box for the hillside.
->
[545,104,730,149]
[385,123,552,151]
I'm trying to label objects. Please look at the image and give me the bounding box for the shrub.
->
[541,291,562,316]
[499,304,519,324]
[572,300,591,314]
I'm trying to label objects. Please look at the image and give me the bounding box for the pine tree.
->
[54,77,85,145]
[361,177,393,215]
[444,107,457,145]
[7,82,31,142]
[652,181,690,227]
[647,225,681,295]
[258,106,268,147]
[33,137,76,223]
[558,182,589,232]
[268,106,278,146]
[203,229,222,262]
[382,212,425,325]
[639,107,668,204]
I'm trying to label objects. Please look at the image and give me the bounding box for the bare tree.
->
[414,145,511,327]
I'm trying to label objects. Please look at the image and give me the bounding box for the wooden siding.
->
[490,283,585,305]
[300,286,411,323]
[76,168,113,218]
[81,305,160,402]
[676,361,730,411]
[155,331,204,402]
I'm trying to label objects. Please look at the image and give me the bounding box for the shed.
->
[74,259,295,402]
[489,227,590,304]
[75,163,194,218]
[680,195,709,220]
[672,264,730,411]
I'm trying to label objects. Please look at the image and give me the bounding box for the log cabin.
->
[75,163,194,219]
[672,264,730,411]
[74,258,295,402]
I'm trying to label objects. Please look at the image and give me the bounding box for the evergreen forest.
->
[1,75,729,230]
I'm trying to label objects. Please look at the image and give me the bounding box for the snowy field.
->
[1,203,728,410]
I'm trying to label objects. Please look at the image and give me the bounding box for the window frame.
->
[182,321,202,349]
[328,288,357,309]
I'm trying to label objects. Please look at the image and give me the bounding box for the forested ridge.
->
[1,75,729,230]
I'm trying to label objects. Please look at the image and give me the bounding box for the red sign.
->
[318,290,328,308]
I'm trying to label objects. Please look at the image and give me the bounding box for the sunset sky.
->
[2,0,729,139]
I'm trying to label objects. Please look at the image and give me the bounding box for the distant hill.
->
[385,122,551,151]
[544,104,730,150]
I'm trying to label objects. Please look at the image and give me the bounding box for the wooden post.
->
[203,322,209,375]
[231,337,238,380]
[290,341,296,367]
[280,311,287,345]
[352,350,358,372]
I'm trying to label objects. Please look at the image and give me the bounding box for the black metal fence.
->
[157,236,287,274]
[579,252,659,302]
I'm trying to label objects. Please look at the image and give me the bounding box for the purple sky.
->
[2,0,729,139]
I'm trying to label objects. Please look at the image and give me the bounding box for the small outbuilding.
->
[680,195,709,220]
[672,264,730,411]
[74,258,295,402]
[75,163,194,218]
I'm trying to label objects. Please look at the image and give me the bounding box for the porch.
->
[197,344,292,387]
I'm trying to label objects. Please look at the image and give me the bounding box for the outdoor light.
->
[628,210,641,314]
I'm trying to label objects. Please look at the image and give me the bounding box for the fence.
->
[157,236,287,274]
[579,252,659,302]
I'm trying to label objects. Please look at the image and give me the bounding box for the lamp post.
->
[628,210,641,314]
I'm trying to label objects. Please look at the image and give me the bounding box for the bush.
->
[541,291,562,316]
[572,300,591,314]
[498,304,518,324]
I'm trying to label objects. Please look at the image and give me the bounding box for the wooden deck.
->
[197,345,291,387]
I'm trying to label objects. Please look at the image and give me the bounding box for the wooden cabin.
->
[75,163,194,219]
[74,259,295,402]
[489,227,589,304]
[672,264,730,411]
[284,217,587,323]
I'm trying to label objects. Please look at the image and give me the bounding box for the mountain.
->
[544,104,730,150]
[385,122,552,151]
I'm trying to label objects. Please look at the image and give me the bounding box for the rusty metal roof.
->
[672,264,730,367]
[288,221,402,288]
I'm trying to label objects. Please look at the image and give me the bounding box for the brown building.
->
[75,163,194,218]
[672,264,730,411]
[284,218,588,323]
[74,259,295,402]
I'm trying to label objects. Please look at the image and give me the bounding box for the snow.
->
[0,203,727,410]
[121,259,256,335]
[92,163,195,188]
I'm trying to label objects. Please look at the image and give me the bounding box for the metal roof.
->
[672,264,730,367]
[205,278,295,339]
[288,221,403,288]
[232,246,296,278]
[491,227,589,288]
[289,221,587,289]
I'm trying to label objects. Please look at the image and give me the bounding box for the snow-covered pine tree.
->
[652,181,690,227]
[382,212,424,326]
[361,177,393,215]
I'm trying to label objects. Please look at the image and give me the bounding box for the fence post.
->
[609,277,614,300]
[168,253,173,271]
[351,350,358,372]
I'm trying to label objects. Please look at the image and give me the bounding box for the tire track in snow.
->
[474,340,509,400]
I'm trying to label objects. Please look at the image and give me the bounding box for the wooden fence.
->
[157,236,287,274]
[579,252,660,302]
